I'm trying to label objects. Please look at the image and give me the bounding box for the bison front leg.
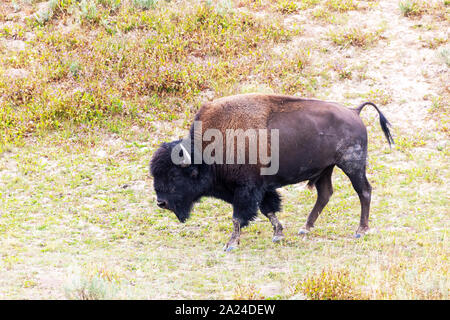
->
[223,186,261,252]
[267,212,285,242]
[260,190,284,242]
[223,218,241,252]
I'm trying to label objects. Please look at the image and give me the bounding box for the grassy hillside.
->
[0,0,448,299]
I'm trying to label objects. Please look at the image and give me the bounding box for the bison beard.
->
[150,94,394,251]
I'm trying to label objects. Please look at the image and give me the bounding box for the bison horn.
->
[179,143,191,167]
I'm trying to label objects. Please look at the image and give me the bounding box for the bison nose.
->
[157,200,168,209]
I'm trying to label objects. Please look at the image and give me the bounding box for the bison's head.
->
[150,140,210,223]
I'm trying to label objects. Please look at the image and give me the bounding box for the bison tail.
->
[355,102,394,147]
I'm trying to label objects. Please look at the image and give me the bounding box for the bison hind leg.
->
[299,165,335,235]
[337,157,372,238]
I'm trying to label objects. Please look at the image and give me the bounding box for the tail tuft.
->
[378,111,394,146]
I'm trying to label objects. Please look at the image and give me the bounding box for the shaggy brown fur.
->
[195,93,321,132]
[193,93,323,167]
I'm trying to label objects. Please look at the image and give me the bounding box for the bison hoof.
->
[355,227,369,238]
[223,244,238,252]
[298,228,309,235]
[272,235,285,242]
[354,232,368,239]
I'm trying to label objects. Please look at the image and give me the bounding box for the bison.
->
[150,94,393,251]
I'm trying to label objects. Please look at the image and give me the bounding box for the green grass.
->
[0,0,449,299]
[0,123,448,299]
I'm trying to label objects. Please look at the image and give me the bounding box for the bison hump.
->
[196,95,270,132]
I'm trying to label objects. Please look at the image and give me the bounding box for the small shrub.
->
[331,61,352,79]
[276,1,300,14]
[12,0,21,12]
[438,47,450,66]
[79,0,100,24]
[23,279,37,288]
[299,269,368,300]
[292,48,311,70]
[298,0,320,10]
[428,95,447,114]
[56,0,79,11]
[64,265,122,300]
[352,62,368,81]
[233,284,265,300]
[212,0,234,15]
[328,27,382,48]
[34,0,58,25]
[98,0,122,12]
[133,0,158,10]
[399,0,424,17]
[324,0,358,12]
[65,275,119,300]
[401,0,448,20]
[422,37,447,49]
[311,6,331,20]
[69,61,82,78]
